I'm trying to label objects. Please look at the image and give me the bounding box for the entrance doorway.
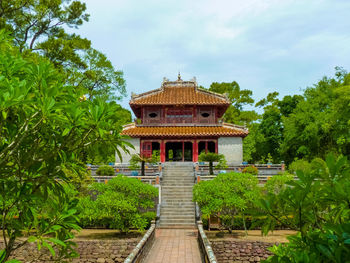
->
[165,141,193,162]
[198,141,217,155]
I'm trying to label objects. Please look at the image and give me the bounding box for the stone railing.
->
[124,221,156,263]
[89,164,162,186]
[93,175,160,185]
[197,220,218,263]
[194,164,285,184]
[88,164,162,177]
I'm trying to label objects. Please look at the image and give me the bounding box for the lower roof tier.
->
[121,123,249,138]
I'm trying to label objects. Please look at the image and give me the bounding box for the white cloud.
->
[79,0,350,110]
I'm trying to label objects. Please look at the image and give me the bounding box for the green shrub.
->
[288,158,312,174]
[264,173,294,195]
[258,154,350,262]
[242,165,258,175]
[78,175,158,232]
[194,172,260,234]
[96,165,115,176]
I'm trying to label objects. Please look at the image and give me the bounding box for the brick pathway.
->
[143,229,202,263]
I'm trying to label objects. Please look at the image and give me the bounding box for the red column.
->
[215,139,218,153]
[160,140,165,163]
[193,140,198,162]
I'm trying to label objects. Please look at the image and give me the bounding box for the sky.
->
[78,0,350,111]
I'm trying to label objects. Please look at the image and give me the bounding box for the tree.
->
[198,152,226,175]
[0,0,126,101]
[244,92,303,164]
[207,81,258,126]
[78,175,158,232]
[129,154,157,176]
[281,69,350,163]
[193,172,260,234]
[258,154,350,262]
[0,31,130,261]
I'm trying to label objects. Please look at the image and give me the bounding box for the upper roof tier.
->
[129,76,231,107]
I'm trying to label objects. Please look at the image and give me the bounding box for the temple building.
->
[117,74,249,164]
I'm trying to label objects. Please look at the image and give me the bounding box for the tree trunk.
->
[242,212,248,236]
[141,161,145,176]
[209,161,214,175]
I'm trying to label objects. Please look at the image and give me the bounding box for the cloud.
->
[79,0,350,110]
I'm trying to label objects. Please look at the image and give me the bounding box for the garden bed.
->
[1,229,143,263]
[207,230,296,263]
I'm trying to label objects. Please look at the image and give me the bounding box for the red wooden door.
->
[142,142,152,157]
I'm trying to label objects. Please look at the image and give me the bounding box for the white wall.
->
[115,138,140,164]
[218,137,243,165]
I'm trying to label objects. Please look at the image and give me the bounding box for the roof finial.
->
[177,71,182,81]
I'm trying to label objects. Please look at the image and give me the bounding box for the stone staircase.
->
[158,163,196,228]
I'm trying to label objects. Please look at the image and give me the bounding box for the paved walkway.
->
[143,229,202,263]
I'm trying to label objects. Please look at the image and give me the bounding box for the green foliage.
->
[78,175,158,232]
[257,154,350,262]
[281,68,350,164]
[207,81,258,126]
[168,149,173,160]
[242,165,258,175]
[193,172,260,233]
[264,173,294,195]
[0,0,126,101]
[288,159,312,174]
[129,154,156,176]
[96,165,115,176]
[152,150,160,163]
[215,155,228,170]
[264,224,350,263]
[198,152,226,175]
[0,31,129,261]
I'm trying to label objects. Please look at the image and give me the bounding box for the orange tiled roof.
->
[121,123,249,138]
[130,81,230,106]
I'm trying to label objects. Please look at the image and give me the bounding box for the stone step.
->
[163,169,194,174]
[162,192,193,195]
[164,167,193,169]
[162,189,193,193]
[162,181,194,186]
[161,190,193,193]
[162,177,194,183]
[162,194,193,198]
[163,174,193,176]
[162,181,194,185]
[162,200,193,203]
[162,202,195,209]
[160,208,194,213]
[163,171,194,174]
[162,177,194,180]
[162,194,193,197]
[160,219,195,224]
[159,219,195,224]
[160,214,195,218]
[162,197,193,200]
[161,202,194,206]
[160,212,195,216]
[162,200,193,204]
[162,195,193,198]
[162,185,193,187]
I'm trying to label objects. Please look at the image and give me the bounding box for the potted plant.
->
[129,154,156,176]
[198,152,226,175]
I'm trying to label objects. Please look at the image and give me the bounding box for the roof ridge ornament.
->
[177,72,182,81]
